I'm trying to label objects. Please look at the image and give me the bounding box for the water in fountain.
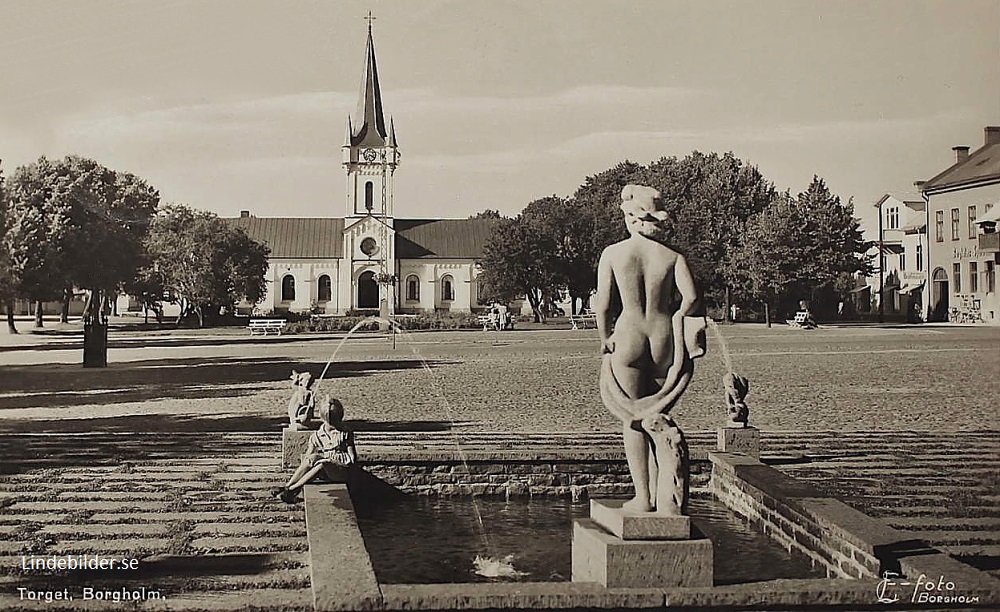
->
[310,316,521,578]
[705,319,735,373]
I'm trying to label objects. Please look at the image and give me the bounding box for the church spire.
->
[350,12,387,147]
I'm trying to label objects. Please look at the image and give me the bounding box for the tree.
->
[571,154,776,316]
[478,197,576,322]
[0,162,18,334]
[145,205,269,327]
[3,158,69,328]
[469,209,504,220]
[727,177,872,326]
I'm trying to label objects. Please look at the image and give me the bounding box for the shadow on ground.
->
[0,357,452,409]
[0,433,275,476]
[0,331,363,353]
[0,416,464,434]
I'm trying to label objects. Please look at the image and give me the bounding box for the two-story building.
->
[872,192,926,319]
[919,126,1000,323]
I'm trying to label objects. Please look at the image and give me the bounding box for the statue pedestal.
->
[589,499,690,540]
[572,501,713,588]
[717,425,760,458]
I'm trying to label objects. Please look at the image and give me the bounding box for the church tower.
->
[342,17,399,219]
[340,15,400,311]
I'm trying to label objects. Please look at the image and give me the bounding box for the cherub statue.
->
[287,370,316,430]
[723,373,750,427]
[596,184,708,515]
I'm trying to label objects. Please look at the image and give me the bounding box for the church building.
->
[229,23,497,315]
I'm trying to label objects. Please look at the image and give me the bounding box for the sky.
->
[2,0,998,236]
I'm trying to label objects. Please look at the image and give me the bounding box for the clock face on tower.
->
[362,148,378,163]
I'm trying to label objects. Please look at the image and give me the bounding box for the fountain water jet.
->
[309,316,522,578]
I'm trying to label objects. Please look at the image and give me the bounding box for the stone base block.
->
[590,499,690,540]
[717,426,760,458]
[572,519,713,588]
[282,427,316,468]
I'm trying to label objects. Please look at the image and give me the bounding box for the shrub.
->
[282,312,481,334]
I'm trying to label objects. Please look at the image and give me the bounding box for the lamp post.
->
[876,199,885,323]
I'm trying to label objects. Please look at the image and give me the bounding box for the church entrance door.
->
[357,271,378,309]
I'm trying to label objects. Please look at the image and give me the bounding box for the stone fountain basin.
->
[299,447,1000,611]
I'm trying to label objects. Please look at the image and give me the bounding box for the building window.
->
[365,181,374,212]
[405,275,420,301]
[441,275,455,301]
[898,252,905,271]
[886,207,899,229]
[281,275,295,302]
[935,211,944,242]
[951,208,960,240]
[916,243,923,272]
[970,261,979,293]
[953,263,961,293]
[318,275,332,302]
[360,236,378,257]
[987,261,996,294]
[968,205,978,239]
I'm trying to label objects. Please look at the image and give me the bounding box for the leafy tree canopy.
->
[146,204,269,326]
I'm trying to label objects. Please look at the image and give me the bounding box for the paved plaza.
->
[0,323,997,609]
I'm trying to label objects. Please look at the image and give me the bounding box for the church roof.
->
[227,217,497,260]
[396,218,499,258]
[229,217,344,258]
[350,24,388,147]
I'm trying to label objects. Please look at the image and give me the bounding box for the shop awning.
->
[897,280,925,294]
[975,205,1000,224]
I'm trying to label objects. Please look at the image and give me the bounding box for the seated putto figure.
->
[287,370,316,429]
[596,184,708,515]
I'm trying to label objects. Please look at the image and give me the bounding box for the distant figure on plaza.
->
[287,370,317,430]
[273,396,357,504]
[595,184,707,515]
[497,303,510,330]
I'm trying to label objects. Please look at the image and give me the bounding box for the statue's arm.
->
[674,254,700,317]
[594,249,617,353]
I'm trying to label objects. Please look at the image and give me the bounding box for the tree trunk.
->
[764,300,771,328]
[195,306,204,328]
[34,300,44,328]
[526,290,542,323]
[5,301,17,334]
[60,286,72,323]
[724,286,732,324]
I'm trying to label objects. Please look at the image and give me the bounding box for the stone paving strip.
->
[0,430,997,609]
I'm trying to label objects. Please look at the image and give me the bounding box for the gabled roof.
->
[228,217,344,258]
[227,216,497,260]
[922,131,1000,193]
[395,218,499,258]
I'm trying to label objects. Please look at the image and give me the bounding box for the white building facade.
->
[919,127,1000,324]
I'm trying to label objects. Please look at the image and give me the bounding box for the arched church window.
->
[441,275,455,301]
[405,275,420,301]
[365,181,374,212]
[281,275,295,302]
[318,275,332,302]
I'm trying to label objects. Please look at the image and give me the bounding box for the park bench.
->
[477,312,515,331]
[786,311,816,329]
[248,319,287,336]
[569,313,598,330]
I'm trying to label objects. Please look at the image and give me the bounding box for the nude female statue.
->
[595,184,707,514]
